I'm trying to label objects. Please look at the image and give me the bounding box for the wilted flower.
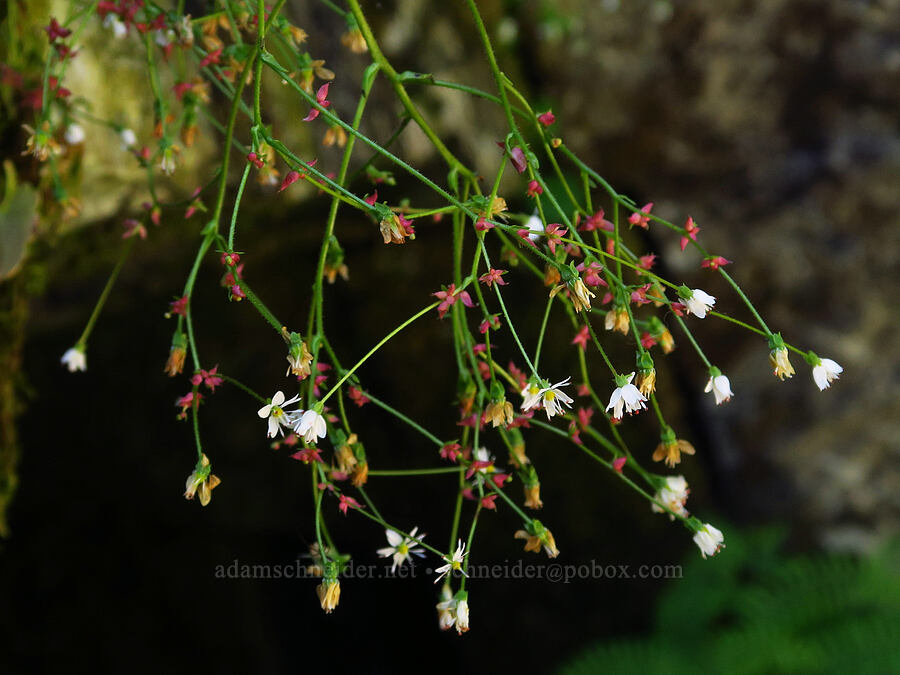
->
[184,453,221,506]
[652,429,696,468]
[316,579,341,613]
[514,520,559,558]
[769,346,795,380]
[651,475,690,520]
[436,590,470,634]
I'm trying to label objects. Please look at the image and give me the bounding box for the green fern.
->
[559,528,900,675]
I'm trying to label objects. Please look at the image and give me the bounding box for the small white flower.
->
[436,591,470,634]
[684,288,716,319]
[436,586,455,630]
[154,28,175,47]
[520,381,543,412]
[651,476,690,520]
[455,598,470,634]
[704,373,734,405]
[294,408,327,443]
[377,527,426,573]
[64,124,85,145]
[60,346,87,372]
[104,14,127,39]
[159,147,178,175]
[693,523,725,559]
[525,211,544,241]
[605,372,647,419]
[257,390,301,438]
[521,377,574,419]
[120,128,137,150]
[812,358,843,391]
[434,539,469,583]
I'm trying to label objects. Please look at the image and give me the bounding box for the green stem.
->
[76,236,136,347]
[318,300,443,405]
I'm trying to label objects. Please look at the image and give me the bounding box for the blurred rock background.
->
[1,0,898,672]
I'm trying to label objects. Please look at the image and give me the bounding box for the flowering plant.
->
[23,0,843,631]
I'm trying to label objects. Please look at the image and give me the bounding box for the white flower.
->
[104,14,127,38]
[64,124,85,145]
[651,476,690,520]
[436,591,470,634]
[525,211,544,241]
[520,377,574,419]
[812,358,843,391]
[434,539,469,583]
[436,586,455,630]
[605,372,647,419]
[704,373,734,405]
[159,147,178,175]
[120,128,137,150]
[294,408,327,443]
[693,523,725,559]
[684,288,716,319]
[377,527,426,573]
[520,381,543,412]
[455,598,470,634]
[154,28,175,47]
[60,346,87,372]
[257,390,300,438]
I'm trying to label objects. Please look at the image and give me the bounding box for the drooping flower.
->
[605,306,630,334]
[377,527,426,573]
[769,346,795,380]
[60,345,87,372]
[485,398,514,428]
[257,390,301,438]
[434,540,469,583]
[651,475,690,520]
[680,286,716,319]
[514,520,559,558]
[294,408,327,443]
[811,356,843,391]
[605,372,647,419]
[652,436,696,468]
[119,128,137,150]
[316,579,341,613]
[184,453,221,506]
[569,278,596,313]
[767,333,795,380]
[704,368,734,405]
[64,123,85,145]
[285,332,314,379]
[693,523,725,559]
[436,589,470,634]
[436,586,455,630]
